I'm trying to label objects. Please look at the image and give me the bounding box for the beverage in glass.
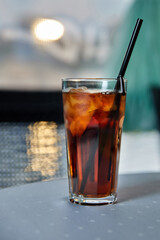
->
[62,78,127,204]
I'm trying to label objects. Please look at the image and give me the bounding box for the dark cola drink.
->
[63,87,126,204]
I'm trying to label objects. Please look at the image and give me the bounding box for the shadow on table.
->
[118,172,160,203]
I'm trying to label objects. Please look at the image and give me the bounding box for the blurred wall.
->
[0,0,133,90]
[104,0,160,131]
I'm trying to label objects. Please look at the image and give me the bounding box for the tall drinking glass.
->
[62,78,127,204]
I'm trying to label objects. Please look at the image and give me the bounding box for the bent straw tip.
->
[137,18,143,21]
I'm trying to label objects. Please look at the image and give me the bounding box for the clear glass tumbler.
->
[62,78,127,204]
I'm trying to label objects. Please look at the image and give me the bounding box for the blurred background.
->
[0,0,160,188]
[0,0,133,90]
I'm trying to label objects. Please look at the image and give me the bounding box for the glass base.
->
[69,193,117,205]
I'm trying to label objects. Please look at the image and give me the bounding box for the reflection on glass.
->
[32,18,64,41]
[25,121,62,177]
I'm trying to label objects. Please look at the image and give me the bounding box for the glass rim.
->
[62,78,127,82]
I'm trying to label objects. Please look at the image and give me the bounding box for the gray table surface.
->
[0,172,160,240]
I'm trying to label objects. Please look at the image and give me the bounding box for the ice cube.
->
[101,93,117,112]
[63,91,101,135]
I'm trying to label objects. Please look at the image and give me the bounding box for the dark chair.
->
[0,90,66,188]
[0,90,64,123]
[152,87,160,131]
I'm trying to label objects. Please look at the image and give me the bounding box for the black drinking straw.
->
[79,18,143,195]
[108,18,143,184]
[116,18,143,94]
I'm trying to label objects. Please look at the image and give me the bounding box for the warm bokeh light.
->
[32,18,64,41]
[25,121,62,177]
